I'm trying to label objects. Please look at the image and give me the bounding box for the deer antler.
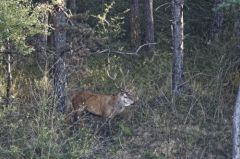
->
[106,68,117,80]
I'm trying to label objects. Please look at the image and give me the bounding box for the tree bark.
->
[52,2,67,113]
[130,0,141,49]
[172,0,184,93]
[211,0,224,39]
[233,86,240,159]
[145,0,155,51]
[5,41,12,107]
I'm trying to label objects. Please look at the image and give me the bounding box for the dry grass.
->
[0,48,237,158]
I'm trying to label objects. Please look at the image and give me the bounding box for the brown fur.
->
[68,91,134,121]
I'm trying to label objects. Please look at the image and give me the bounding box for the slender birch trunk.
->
[5,41,12,107]
[233,86,240,159]
[145,0,155,51]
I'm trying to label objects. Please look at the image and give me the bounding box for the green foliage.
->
[0,0,238,158]
[92,1,128,47]
[0,0,48,54]
[0,87,94,159]
[143,151,163,159]
[78,50,172,98]
[79,54,128,93]
[118,122,132,136]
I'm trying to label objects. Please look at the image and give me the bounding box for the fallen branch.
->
[94,42,157,56]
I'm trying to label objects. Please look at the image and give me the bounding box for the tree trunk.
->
[130,0,141,49]
[52,2,67,113]
[172,0,184,93]
[233,86,240,159]
[211,0,224,40]
[145,0,155,51]
[5,41,12,107]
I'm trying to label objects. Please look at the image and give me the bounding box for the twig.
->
[95,42,157,56]
[155,2,170,11]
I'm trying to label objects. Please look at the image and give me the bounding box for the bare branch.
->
[94,43,157,56]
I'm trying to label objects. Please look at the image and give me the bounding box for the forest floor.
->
[0,88,233,159]
[73,95,232,159]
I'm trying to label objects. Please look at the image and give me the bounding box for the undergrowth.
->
[0,38,238,158]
